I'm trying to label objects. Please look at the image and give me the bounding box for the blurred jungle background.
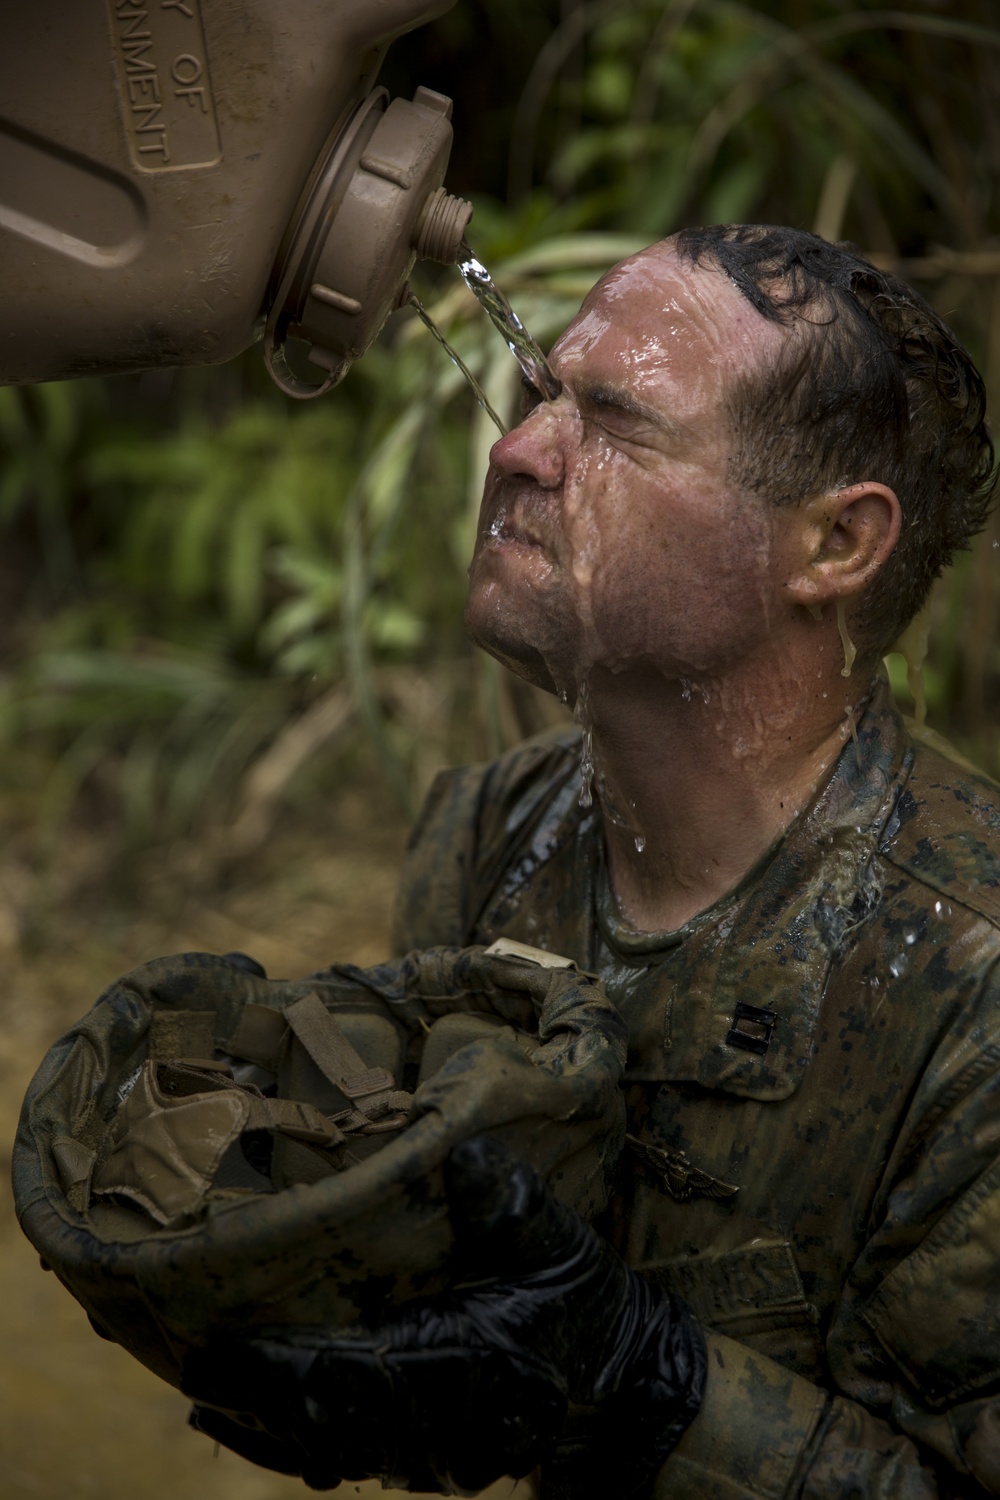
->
[1,1,998,1496]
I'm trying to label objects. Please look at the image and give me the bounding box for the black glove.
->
[184,1136,706,1498]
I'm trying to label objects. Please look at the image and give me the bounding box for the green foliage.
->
[1,0,998,857]
[87,404,353,642]
[0,381,107,597]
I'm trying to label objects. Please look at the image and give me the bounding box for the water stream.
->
[409,244,563,435]
[575,679,595,809]
[408,294,506,436]
[457,246,563,403]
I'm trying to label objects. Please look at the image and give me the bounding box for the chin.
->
[464,599,559,697]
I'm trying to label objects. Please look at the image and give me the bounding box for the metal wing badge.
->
[626,1134,739,1204]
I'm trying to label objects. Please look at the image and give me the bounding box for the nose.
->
[488,405,565,490]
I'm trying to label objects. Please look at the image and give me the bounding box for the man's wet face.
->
[464,243,792,703]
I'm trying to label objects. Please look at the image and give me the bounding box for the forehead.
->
[550,244,786,410]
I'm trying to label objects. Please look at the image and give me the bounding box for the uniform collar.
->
[608,679,912,1098]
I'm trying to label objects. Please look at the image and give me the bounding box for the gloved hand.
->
[183,1136,706,1498]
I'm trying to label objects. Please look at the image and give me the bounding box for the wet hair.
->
[675,224,997,651]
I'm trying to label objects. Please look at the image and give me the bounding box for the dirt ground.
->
[0,780,526,1500]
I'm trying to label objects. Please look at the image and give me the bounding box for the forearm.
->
[657,1334,940,1500]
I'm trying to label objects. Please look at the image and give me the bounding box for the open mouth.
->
[491,519,538,548]
[486,503,548,550]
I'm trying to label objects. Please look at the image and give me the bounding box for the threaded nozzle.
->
[413,188,474,264]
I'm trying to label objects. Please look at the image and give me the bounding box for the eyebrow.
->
[519,376,691,444]
[582,381,690,442]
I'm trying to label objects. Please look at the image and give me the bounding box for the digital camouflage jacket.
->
[392,680,1000,1500]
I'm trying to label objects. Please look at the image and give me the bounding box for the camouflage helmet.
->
[13,942,626,1389]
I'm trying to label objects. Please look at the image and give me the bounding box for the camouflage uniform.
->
[393,679,1000,1500]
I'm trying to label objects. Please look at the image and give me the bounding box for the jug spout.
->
[264,86,472,398]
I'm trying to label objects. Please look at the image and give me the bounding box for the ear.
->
[784,482,901,610]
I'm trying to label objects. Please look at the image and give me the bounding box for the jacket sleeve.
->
[661,1334,940,1499]
[656,977,1000,1500]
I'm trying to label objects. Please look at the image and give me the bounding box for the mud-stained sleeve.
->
[391,764,486,954]
[657,1336,939,1499]
[657,959,1000,1499]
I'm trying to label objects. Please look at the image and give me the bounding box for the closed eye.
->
[582,383,688,448]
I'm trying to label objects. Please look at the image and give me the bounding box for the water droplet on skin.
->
[836,600,857,678]
[676,675,711,706]
[843,705,860,750]
[889,951,910,979]
[934,900,952,918]
[634,834,646,853]
[904,930,917,945]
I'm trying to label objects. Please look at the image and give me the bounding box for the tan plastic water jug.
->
[0,1,472,396]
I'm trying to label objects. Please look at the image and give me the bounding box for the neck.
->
[581,648,874,932]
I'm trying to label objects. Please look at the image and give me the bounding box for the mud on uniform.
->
[393,679,1000,1500]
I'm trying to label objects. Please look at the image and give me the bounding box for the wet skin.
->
[465,243,901,931]
[465,246,791,695]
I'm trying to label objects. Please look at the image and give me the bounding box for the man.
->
[190,226,1000,1497]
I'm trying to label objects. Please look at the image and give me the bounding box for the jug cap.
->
[265,87,472,398]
